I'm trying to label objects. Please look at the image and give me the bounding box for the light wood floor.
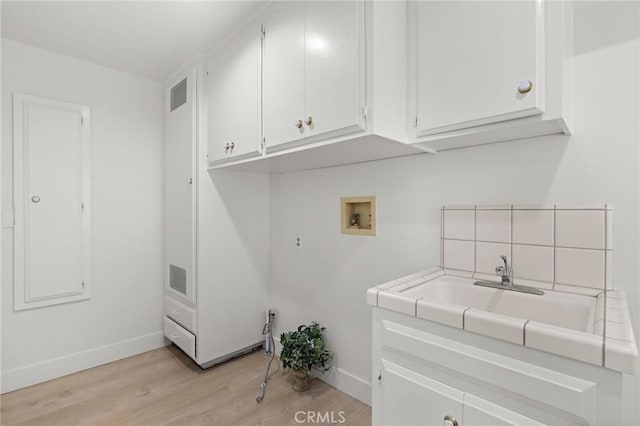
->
[1,346,371,426]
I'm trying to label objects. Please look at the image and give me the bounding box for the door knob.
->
[305,116,313,126]
[31,196,41,203]
[295,119,303,129]
[518,80,533,94]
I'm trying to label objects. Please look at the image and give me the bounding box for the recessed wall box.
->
[341,196,376,236]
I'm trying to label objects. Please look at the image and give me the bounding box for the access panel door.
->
[13,93,91,310]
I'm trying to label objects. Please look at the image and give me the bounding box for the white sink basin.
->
[400,276,497,310]
[399,275,596,333]
[368,268,637,374]
[492,290,596,332]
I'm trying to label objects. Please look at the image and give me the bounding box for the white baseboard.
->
[1,331,165,393]
[320,366,372,406]
[273,337,372,406]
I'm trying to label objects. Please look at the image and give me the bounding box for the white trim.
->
[1,331,165,394]
[12,93,91,311]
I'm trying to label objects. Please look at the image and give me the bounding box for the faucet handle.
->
[495,265,506,276]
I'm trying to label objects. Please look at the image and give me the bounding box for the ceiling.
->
[1,1,267,81]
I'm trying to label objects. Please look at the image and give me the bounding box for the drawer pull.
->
[170,333,179,339]
[172,310,180,316]
[443,415,458,426]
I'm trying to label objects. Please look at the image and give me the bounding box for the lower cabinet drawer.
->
[164,316,196,359]
[165,296,196,334]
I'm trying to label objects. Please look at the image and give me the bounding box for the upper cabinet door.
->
[416,0,544,137]
[207,27,262,163]
[303,1,365,141]
[262,2,306,150]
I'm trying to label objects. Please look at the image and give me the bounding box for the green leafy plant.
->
[280,322,332,377]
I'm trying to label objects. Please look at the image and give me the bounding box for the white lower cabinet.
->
[372,308,624,426]
[379,360,463,426]
[379,360,544,426]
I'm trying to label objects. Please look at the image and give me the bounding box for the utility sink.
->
[491,290,596,332]
[399,275,596,333]
[400,276,498,310]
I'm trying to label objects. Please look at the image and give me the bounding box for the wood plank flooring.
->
[1,346,371,425]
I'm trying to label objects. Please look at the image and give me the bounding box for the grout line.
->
[441,207,445,268]
[441,238,609,251]
[604,204,609,290]
[462,307,471,330]
[510,205,514,278]
[552,205,557,291]
[442,207,611,211]
[473,206,477,275]
[602,283,607,367]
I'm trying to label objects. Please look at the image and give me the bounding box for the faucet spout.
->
[499,255,513,287]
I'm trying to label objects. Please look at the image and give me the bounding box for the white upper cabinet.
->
[263,0,365,152]
[262,2,305,150]
[417,0,543,135]
[207,26,262,164]
[409,0,572,151]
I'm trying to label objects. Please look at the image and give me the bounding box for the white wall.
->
[269,0,640,416]
[1,39,165,392]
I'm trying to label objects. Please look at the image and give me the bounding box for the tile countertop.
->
[367,267,639,374]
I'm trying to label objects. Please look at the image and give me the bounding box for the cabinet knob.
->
[188,178,193,185]
[295,119,304,129]
[31,196,41,203]
[518,80,533,94]
[225,142,229,153]
[305,116,313,126]
[230,142,235,150]
[443,415,458,426]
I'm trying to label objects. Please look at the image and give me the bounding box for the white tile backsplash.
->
[512,244,554,283]
[556,210,606,249]
[475,242,510,275]
[476,209,511,243]
[442,205,613,293]
[443,239,474,271]
[512,210,554,246]
[443,209,474,240]
[555,248,605,289]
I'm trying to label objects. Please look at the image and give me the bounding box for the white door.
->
[207,26,262,163]
[13,94,91,310]
[463,394,547,426]
[303,0,365,141]
[416,0,543,136]
[262,2,306,150]
[165,68,197,305]
[375,360,464,426]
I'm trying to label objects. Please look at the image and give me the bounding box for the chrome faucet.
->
[474,255,544,295]
[497,255,513,287]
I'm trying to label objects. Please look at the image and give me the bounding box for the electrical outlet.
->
[295,236,302,249]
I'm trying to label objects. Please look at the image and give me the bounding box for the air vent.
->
[169,264,187,295]
[170,78,187,112]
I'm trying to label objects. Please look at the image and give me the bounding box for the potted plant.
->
[280,322,332,392]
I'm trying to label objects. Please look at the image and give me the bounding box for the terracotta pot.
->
[292,370,312,392]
